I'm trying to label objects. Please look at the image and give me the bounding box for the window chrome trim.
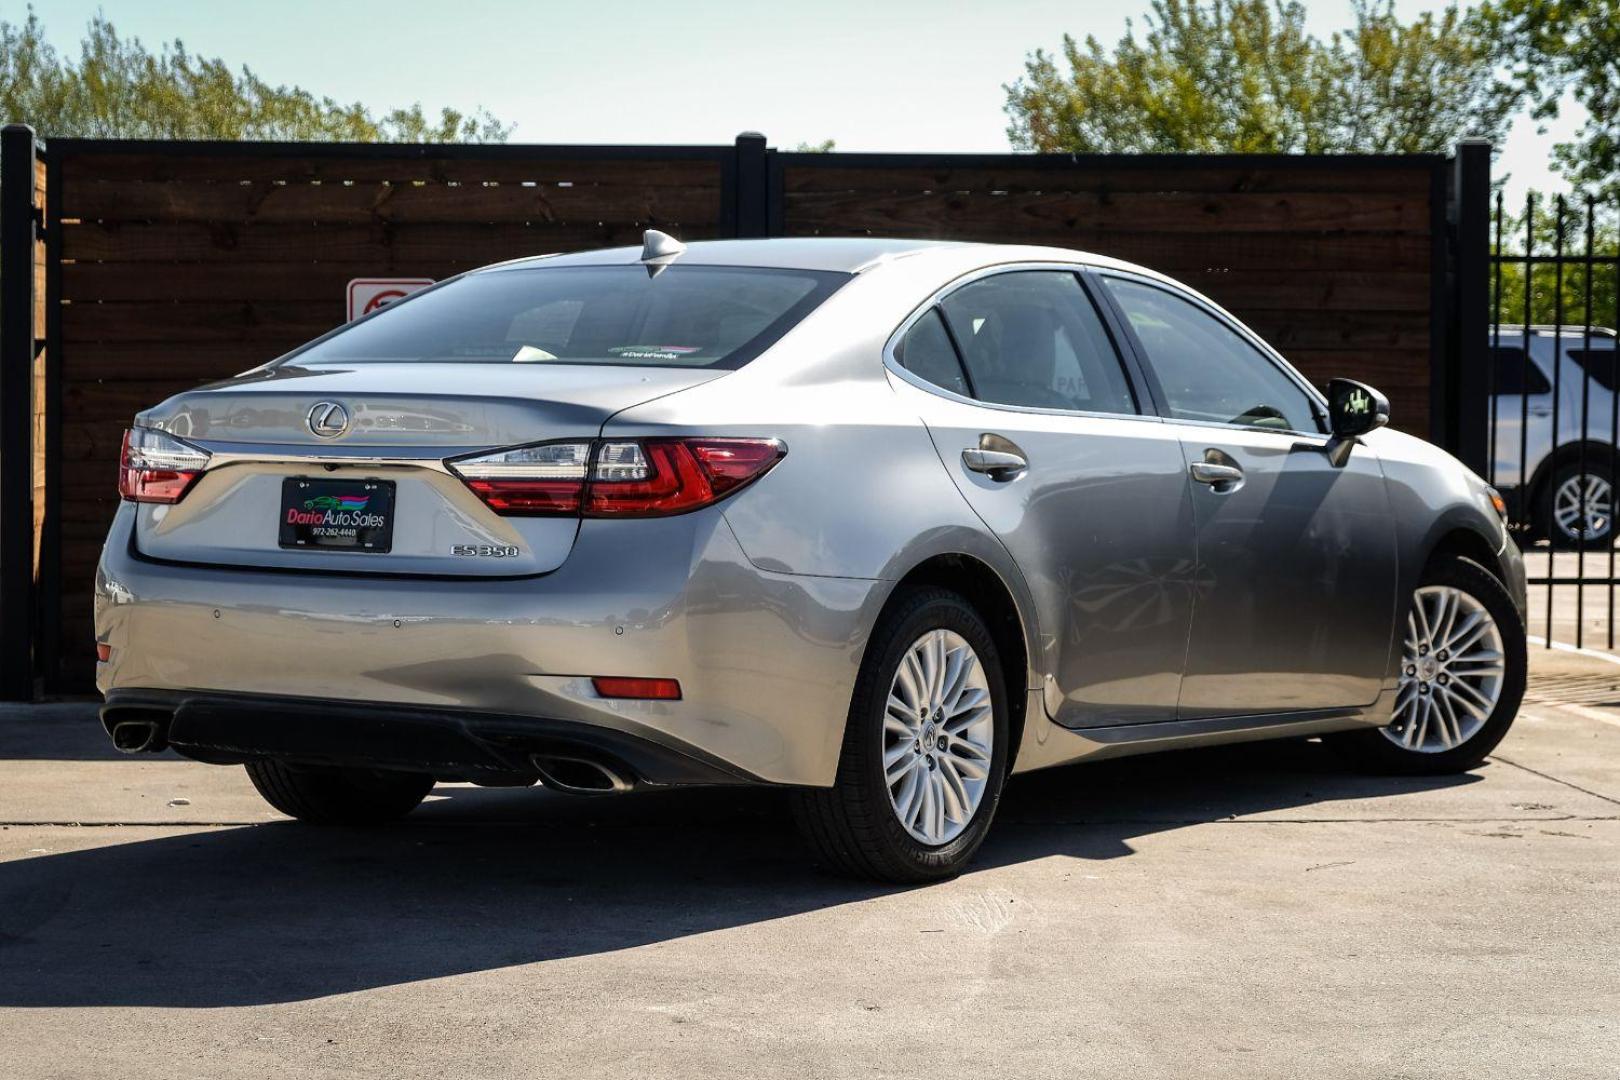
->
[881,260,1161,423]
[1093,268,1332,439]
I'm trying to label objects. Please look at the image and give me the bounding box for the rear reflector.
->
[449,438,784,518]
[592,676,682,700]
[119,427,210,504]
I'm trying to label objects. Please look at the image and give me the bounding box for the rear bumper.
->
[101,688,755,787]
[95,503,886,787]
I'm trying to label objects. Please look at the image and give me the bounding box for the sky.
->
[16,0,1584,200]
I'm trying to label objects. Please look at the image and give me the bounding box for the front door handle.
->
[1190,460,1245,492]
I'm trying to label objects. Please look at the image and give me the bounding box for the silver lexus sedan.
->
[96,234,1528,882]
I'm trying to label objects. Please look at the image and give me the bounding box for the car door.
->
[886,267,1198,728]
[1095,271,1398,718]
[1488,340,1554,497]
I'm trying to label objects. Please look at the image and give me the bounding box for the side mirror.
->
[1324,379,1389,466]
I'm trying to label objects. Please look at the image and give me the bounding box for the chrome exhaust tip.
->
[109,718,167,754]
[530,753,634,795]
[101,705,173,754]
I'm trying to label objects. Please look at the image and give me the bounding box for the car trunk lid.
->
[131,362,723,576]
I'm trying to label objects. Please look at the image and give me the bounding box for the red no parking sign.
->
[346,278,434,321]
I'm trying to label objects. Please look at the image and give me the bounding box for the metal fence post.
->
[1450,138,1492,472]
[734,132,769,238]
[0,123,38,700]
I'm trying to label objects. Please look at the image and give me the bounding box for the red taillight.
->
[585,439,785,517]
[96,642,112,663]
[592,676,682,700]
[449,441,590,515]
[464,479,583,515]
[448,438,784,518]
[118,427,210,504]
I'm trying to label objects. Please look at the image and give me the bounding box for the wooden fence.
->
[0,130,1490,695]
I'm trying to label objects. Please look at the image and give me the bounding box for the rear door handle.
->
[962,447,1027,479]
[1189,460,1244,492]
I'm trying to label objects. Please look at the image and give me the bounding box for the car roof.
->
[477,237,1191,291]
[1493,326,1617,338]
[485,237,972,275]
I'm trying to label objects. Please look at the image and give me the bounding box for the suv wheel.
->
[1542,461,1614,549]
[246,760,435,825]
[792,586,1009,882]
[1329,555,1526,774]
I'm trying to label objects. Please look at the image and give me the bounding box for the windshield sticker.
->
[607,345,703,361]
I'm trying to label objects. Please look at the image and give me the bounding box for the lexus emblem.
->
[307,401,350,438]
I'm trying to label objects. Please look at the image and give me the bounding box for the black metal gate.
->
[1488,192,1620,649]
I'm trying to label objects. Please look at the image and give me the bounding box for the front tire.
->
[1330,555,1526,775]
[792,586,1010,883]
[246,760,435,825]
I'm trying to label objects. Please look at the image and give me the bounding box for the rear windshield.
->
[287,264,848,369]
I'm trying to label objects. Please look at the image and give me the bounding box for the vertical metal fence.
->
[1488,192,1620,649]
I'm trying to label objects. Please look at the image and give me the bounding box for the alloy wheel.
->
[1383,585,1506,753]
[883,629,995,845]
[1553,472,1613,543]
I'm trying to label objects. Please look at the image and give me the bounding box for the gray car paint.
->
[132,362,726,576]
[96,238,1525,789]
[1167,420,1398,716]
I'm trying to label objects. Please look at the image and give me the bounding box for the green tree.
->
[1482,0,1620,202]
[1005,0,1513,154]
[0,8,509,141]
[1491,195,1618,327]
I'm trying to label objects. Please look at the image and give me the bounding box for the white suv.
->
[1491,327,1619,547]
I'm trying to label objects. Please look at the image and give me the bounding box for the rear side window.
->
[1492,347,1551,395]
[1567,346,1619,393]
[938,271,1137,414]
[895,308,971,397]
[1103,276,1322,433]
[288,265,847,369]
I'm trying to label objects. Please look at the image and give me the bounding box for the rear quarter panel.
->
[602,254,1047,693]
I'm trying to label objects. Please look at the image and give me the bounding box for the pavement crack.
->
[1491,755,1620,807]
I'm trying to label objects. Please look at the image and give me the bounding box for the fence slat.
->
[61,220,721,263]
[65,178,721,225]
[779,163,1433,195]
[782,190,1430,235]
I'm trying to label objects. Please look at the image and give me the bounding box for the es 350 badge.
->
[450,545,521,558]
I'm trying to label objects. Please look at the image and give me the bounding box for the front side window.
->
[1492,347,1552,395]
[288,265,847,369]
[937,271,1137,414]
[1103,276,1322,433]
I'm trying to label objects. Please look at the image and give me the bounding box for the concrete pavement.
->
[2,654,1617,1079]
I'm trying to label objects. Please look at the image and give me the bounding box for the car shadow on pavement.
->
[0,738,1476,1008]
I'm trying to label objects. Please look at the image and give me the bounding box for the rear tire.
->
[1539,461,1614,549]
[245,760,434,825]
[792,586,1010,883]
[1328,555,1526,775]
